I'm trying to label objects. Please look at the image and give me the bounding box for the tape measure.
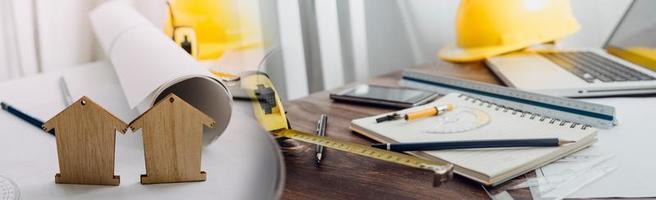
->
[274,129,453,184]
[401,70,617,129]
[239,72,454,186]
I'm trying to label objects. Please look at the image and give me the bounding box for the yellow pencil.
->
[375,104,454,123]
[404,104,454,121]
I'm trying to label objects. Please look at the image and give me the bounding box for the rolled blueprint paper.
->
[89,1,232,146]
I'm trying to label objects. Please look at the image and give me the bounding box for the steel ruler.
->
[400,70,617,129]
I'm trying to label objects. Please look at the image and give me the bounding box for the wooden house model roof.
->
[43,96,128,133]
[129,93,215,130]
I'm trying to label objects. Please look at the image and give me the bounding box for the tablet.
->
[330,84,438,108]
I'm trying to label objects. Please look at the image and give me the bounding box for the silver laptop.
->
[486,0,656,97]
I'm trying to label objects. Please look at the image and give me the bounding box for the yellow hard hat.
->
[164,0,261,60]
[439,0,580,62]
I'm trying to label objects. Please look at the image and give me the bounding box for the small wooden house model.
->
[43,96,128,186]
[129,93,215,184]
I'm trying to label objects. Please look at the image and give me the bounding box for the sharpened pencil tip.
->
[559,139,575,145]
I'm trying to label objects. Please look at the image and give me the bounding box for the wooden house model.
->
[43,96,128,186]
[129,93,215,184]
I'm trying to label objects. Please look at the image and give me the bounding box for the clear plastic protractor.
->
[424,107,491,134]
[0,176,19,200]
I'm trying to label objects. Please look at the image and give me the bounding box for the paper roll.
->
[89,1,232,146]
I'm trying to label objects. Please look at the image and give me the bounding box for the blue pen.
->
[1,102,55,136]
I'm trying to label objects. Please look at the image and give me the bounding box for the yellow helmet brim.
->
[438,23,579,63]
[438,43,529,63]
[440,0,581,63]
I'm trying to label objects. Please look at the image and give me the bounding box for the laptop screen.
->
[605,0,656,71]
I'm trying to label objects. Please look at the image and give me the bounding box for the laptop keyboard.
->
[539,52,655,83]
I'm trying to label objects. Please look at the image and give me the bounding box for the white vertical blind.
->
[0,0,11,80]
[276,0,309,99]
[0,0,39,81]
[35,0,102,72]
[315,0,345,90]
[348,0,369,82]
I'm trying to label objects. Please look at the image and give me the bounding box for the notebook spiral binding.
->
[457,94,590,130]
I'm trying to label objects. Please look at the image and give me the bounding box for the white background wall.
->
[356,0,633,78]
[0,0,40,81]
[35,0,105,72]
[0,0,637,99]
[0,0,165,80]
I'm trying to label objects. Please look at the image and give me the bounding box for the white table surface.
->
[0,62,284,200]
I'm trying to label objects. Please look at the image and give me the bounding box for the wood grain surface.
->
[281,61,535,199]
[43,96,128,186]
[130,93,215,184]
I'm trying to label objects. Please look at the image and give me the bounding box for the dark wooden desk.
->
[281,60,532,199]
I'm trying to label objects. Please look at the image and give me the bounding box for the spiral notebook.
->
[350,93,597,186]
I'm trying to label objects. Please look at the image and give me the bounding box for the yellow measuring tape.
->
[239,72,454,186]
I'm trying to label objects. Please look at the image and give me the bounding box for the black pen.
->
[315,114,327,166]
[1,102,55,136]
[372,138,574,152]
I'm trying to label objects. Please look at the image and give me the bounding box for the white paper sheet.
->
[528,155,615,200]
[89,1,233,145]
[549,97,656,198]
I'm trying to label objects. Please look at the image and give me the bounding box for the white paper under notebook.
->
[350,93,598,186]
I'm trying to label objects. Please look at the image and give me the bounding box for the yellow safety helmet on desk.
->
[164,0,260,60]
[439,0,580,62]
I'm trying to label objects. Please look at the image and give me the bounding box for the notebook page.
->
[352,93,596,178]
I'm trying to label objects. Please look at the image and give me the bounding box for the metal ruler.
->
[400,70,617,129]
[239,72,454,186]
